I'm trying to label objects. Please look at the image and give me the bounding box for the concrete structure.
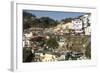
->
[23,32,33,47]
[85,26,91,35]
[80,14,91,28]
[40,53,57,62]
[72,19,83,34]
[72,19,82,30]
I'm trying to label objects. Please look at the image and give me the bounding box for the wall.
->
[0,0,100,73]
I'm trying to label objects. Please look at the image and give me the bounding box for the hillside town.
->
[23,11,91,62]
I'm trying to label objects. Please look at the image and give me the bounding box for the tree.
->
[61,18,72,23]
[31,18,41,27]
[23,47,33,62]
[23,12,58,30]
[39,17,57,28]
[23,11,36,30]
[85,42,91,59]
[46,37,59,50]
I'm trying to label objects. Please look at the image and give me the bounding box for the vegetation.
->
[46,37,59,50]
[61,18,72,23]
[23,11,59,30]
[23,47,34,62]
[23,11,91,62]
[85,42,91,59]
[23,11,36,30]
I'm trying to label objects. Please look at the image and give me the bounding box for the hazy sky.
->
[24,10,86,21]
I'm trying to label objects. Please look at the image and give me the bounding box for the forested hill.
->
[23,11,72,30]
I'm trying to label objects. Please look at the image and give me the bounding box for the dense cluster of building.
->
[23,13,91,62]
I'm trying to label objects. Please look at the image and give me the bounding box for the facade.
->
[71,13,91,34]
[23,32,33,47]
[72,19,82,30]
[85,26,91,35]
[53,22,73,34]
[80,14,91,28]
[72,19,83,34]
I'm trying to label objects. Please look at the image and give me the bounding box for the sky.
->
[24,10,87,21]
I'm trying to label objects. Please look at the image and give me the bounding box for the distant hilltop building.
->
[84,26,91,35]
[72,18,83,34]
[80,13,91,28]
[53,13,91,35]
[53,22,73,34]
[72,19,82,30]
[72,13,91,34]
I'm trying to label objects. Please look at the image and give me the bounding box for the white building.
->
[53,22,73,34]
[72,19,83,33]
[72,19,82,30]
[80,14,91,28]
[40,54,57,62]
[71,13,91,34]
[23,32,33,47]
[85,26,91,35]
[24,32,33,38]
